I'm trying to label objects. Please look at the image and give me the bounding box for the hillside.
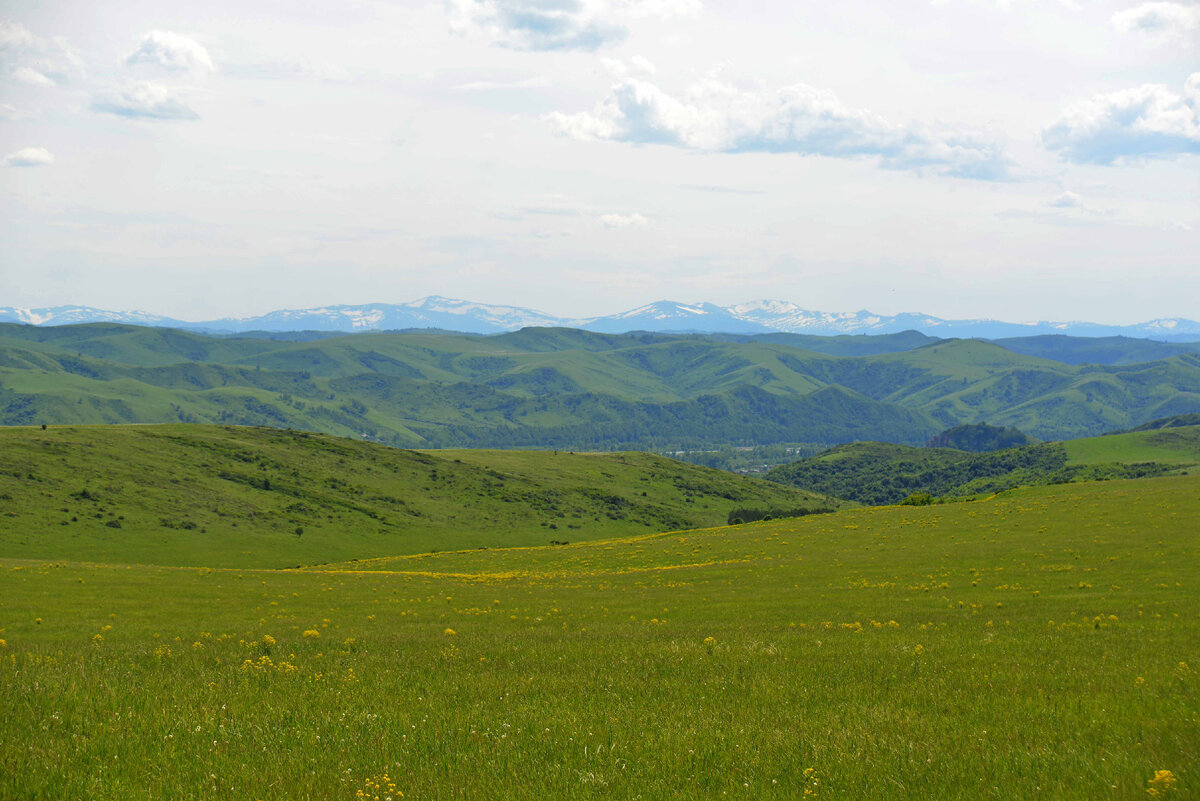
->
[1062,424,1200,466]
[0,424,842,568]
[766,425,1200,505]
[1130,412,1200,431]
[987,334,1200,365]
[2,323,1198,448]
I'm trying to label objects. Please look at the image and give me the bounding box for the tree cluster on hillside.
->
[766,439,1183,505]
[926,423,1034,452]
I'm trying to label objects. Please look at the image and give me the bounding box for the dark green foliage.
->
[767,428,1194,505]
[725,506,835,524]
[926,423,1034,452]
[767,441,1072,505]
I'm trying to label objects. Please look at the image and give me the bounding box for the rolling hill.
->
[0,424,843,568]
[2,323,1198,449]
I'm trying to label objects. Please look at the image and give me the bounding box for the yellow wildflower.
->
[1147,769,1178,797]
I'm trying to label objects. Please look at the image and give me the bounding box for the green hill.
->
[0,424,844,568]
[1061,424,1200,465]
[988,334,1200,365]
[2,323,1198,449]
[1130,412,1200,431]
[766,425,1200,505]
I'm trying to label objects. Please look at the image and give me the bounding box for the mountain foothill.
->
[1,322,1197,452]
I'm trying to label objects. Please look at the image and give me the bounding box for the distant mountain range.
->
[2,297,1198,341]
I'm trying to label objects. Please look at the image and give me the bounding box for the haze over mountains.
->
[3,297,1198,341]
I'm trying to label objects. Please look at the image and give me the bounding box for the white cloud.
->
[630,55,657,75]
[600,56,657,80]
[548,77,1010,179]
[599,212,649,227]
[220,58,352,83]
[1111,2,1200,39]
[11,65,55,86]
[1047,190,1083,208]
[0,103,36,120]
[125,31,215,76]
[445,0,700,51]
[91,82,200,121]
[0,20,82,85]
[1043,73,1200,164]
[4,146,55,167]
[1044,190,1103,214]
[931,0,1080,9]
[454,76,549,91]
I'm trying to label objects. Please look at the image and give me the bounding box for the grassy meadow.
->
[2,473,1197,799]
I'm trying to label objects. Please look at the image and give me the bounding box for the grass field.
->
[2,474,1196,799]
[1063,426,1200,466]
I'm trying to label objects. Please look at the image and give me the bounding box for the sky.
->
[0,0,1197,324]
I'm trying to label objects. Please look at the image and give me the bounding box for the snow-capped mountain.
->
[578,301,773,334]
[199,297,562,334]
[2,298,1198,341]
[0,305,186,327]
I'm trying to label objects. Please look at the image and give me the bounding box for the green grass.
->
[1063,426,1200,466]
[0,424,843,568]
[1,474,1196,799]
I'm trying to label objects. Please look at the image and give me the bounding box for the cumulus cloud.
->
[446,0,700,51]
[91,82,199,120]
[1111,2,1200,39]
[1043,73,1200,164]
[0,20,82,86]
[125,31,215,76]
[4,146,55,167]
[599,212,649,227]
[548,77,1010,179]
